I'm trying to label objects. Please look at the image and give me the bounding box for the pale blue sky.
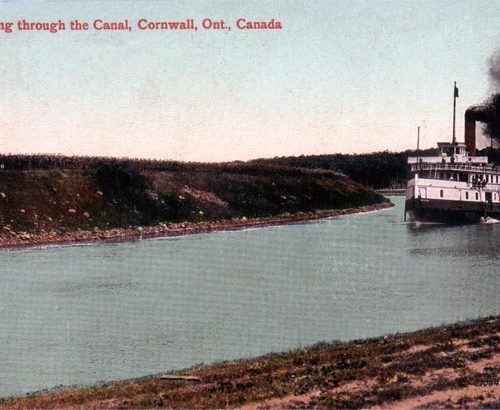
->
[0,1,499,161]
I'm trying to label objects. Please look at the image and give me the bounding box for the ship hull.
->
[405,197,500,224]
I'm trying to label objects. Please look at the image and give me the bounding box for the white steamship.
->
[405,85,500,223]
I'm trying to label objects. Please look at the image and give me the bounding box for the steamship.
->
[405,110,500,224]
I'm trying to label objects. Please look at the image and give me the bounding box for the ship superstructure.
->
[404,142,500,223]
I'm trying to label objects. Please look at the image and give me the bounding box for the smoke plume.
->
[465,50,500,140]
[488,48,500,91]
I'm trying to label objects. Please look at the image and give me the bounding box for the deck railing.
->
[409,162,500,173]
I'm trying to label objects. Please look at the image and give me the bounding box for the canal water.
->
[0,196,498,397]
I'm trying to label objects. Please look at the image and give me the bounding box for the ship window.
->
[440,190,444,198]
[465,192,469,200]
[486,175,489,183]
[476,192,479,200]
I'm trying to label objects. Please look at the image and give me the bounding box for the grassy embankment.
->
[0,154,388,245]
[1,316,498,409]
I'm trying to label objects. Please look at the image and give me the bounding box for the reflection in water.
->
[0,196,498,398]
[407,220,500,259]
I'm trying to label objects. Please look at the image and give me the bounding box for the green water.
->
[0,197,498,397]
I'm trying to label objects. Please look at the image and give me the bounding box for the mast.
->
[452,81,458,144]
[416,126,421,170]
[417,126,420,151]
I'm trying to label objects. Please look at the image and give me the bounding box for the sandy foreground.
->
[0,316,498,409]
[0,202,393,249]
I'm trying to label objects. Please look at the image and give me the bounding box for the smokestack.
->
[461,48,500,154]
[464,105,493,155]
[464,117,476,155]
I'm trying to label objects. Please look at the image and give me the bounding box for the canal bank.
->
[0,202,393,250]
[1,315,498,409]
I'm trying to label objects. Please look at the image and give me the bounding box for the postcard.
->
[0,1,498,408]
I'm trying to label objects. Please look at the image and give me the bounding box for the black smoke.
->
[465,102,493,123]
[488,48,500,90]
[465,50,500,140]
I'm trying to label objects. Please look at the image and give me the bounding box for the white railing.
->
[408,156,488,164]
[409,162,500,173]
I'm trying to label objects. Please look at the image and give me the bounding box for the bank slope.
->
[0,157,388,241]
[1,316,498,409]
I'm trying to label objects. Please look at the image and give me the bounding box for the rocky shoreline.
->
[0,201,393,250]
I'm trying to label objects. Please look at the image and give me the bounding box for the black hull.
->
[404,198,500,224]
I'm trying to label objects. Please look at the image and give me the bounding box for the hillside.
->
[251,149,438,189]
[0,155,388,239]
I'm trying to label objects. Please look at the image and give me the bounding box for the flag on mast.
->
[454,84,459,98]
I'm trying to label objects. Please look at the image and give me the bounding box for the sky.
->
[1,0,500,161]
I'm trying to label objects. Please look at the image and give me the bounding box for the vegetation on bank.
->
[251,149,437,189]
[0,155,387,238]
[1,316,498,409]
[252,147,500,189]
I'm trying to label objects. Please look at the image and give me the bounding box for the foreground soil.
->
[0,202,393,249]
[1,316,498,409]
